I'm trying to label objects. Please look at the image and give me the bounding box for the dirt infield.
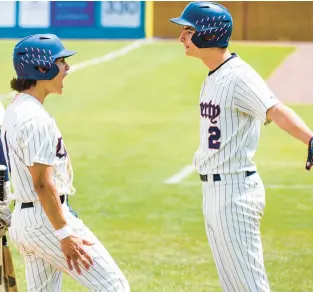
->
[266,43,313,104]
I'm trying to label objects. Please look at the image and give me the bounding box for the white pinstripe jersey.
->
[1,93,75,202]
[194,54,279,175]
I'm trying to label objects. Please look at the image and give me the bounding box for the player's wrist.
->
[55,225,72,240]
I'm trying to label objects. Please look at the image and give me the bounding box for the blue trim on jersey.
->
[208,53,238,76]
[66,196,78,218]
[0,131,9,182]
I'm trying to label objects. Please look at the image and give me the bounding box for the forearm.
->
[36,183,67,230]
[268,103,313,145]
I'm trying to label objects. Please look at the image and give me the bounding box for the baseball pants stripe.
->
[9,201,130,292]
[202,172,270,292]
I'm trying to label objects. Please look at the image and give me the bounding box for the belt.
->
[200,171,256,182]
[21,195,66,209]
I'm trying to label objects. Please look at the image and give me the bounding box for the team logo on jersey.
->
[200,101,220,123]
[56,137,67,159]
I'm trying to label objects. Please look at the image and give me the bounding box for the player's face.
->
[47,57,70,95]
[179,26,200,57]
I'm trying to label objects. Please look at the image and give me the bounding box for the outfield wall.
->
[2,1,312,41]
[0,1,145,39]
[152,1,313,42]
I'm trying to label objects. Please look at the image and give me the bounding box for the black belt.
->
[21,195,66,209]
[200,171,256,182]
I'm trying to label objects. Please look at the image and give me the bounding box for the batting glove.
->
[305,137,313,170]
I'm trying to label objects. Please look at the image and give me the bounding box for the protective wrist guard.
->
[55,225,72,240]
[305,137,313,170]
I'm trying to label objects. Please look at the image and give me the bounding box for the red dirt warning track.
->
[266,43,313,104]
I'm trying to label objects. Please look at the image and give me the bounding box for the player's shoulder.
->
[233,56,262,77]
[214,54,249,81]
[15,95,51,121]
[238,64,266,87]
[5,95,53,131]
[222,57,263,89]
[17,115,57,142]
[19,111,53,131]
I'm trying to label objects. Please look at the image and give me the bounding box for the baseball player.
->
[1,34,130,292]
[170,2,313,291]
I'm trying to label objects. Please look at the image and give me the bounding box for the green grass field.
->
[0,39,312,292]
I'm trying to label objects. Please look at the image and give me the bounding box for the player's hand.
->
[60,234,94,275]
[305,137,313,170]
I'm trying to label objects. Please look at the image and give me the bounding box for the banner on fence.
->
[0,1,145,39]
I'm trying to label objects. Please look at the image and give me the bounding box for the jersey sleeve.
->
[20,118,57,166]
[233,70,279,125]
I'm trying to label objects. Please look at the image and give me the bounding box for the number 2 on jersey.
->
[208,126,221,149]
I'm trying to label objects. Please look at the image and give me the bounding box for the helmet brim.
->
[169,17,195,28]
[55,49,76,59]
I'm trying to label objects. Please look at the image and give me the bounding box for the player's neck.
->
[201,49,232,71]
[23,86,48,104]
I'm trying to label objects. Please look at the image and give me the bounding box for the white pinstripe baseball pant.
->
[202,172,270,292]
[9,199,130,292]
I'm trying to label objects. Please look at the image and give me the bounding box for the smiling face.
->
[38,57,70,95]
[178,26,201,58]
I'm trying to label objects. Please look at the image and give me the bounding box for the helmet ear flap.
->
[191,26,231,48]
[35,63,60,80]
[16,60,60,80]
[191,33,202,48]
[192,33,219,48]
[34,62,60,80]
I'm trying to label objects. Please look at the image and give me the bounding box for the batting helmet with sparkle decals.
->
[170,2,233,48]
[13,34,76,80]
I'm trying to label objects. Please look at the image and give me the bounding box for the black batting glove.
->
[305,137,313,170]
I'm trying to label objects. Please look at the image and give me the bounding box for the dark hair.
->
[10,78,37,92]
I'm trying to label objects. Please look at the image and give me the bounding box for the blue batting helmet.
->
[13,34,76,80]
[170,2,233,48]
